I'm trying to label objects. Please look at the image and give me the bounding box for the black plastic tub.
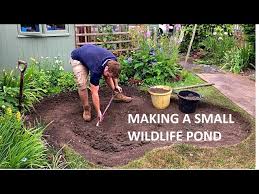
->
[177,90,201,113]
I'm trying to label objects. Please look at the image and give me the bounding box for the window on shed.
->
[18,24,69,37]
[46,24,66,31]
[44,24,69,35]
[21,24,40,32]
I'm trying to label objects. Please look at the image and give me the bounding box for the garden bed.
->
[26,86,252,167]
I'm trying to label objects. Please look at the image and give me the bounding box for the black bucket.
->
[177,90,201,113]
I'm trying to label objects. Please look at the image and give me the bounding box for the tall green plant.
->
[0,108,48,168]
[222,44,252,73]
[201,33,236,65]
[242,24,255,66]
[180,24,234,53]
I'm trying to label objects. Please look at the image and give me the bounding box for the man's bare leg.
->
[71,58,91,121]
[78,88,91,121]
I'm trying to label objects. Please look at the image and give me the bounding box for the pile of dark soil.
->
[26,86,252,167]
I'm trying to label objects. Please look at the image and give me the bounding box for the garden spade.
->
[18,60,28,112]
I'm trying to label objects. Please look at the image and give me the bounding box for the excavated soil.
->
[26,86,252,167]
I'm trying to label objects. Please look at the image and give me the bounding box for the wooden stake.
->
[173,83,215,91]
[185,24,197,65]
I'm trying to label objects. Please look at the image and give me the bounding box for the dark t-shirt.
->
[71,44,117,86]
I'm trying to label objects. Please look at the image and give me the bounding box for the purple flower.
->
[127,57,133,63]
[145,30,151,38]
[175,24,181,31]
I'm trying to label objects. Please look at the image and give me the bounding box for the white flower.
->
[46,57,49,59]
[218,37,223,40]
[1,105,6,109]
[55,60,59,64]
[224,32,228,35]
[213,32,217,35]
[40,56,44,59]
[59,66,64,71]
[21,157,28,162]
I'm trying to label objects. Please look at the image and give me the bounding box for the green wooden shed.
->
[0,24,134,71]
[0,24,75,71]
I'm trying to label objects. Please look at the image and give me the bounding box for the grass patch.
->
[122,147,189,169]
[63,146,102,169]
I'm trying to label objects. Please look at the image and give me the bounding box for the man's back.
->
[71,44,117,72]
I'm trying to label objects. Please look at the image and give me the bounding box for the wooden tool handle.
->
[173,83,214,91]
[102,95,115,116]
[96,93,116,127]
[18,60,28,73]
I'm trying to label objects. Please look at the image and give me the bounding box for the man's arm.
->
[90,83,102,121]
[113,78,122,93]
[113,78,119,88]
[104,76,115,91]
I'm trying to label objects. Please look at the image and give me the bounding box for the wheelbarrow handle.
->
[18,60,28,73]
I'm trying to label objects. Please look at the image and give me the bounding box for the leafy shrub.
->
[29,57,77,94]
[119,35,182,86]
[57,72,77,92]
[0,68,46,112]
[0,57,77,113]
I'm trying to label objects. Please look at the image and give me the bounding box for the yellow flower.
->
[6,107,12,116]
[16,111,21,121]
[30,57,36,62]
[30,57,38,64]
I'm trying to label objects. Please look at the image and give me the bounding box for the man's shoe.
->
[83,105,91,121]
[113,92,133,103]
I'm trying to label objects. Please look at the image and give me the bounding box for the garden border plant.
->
[181,24,255,74]
[119,25,187,87]
[0,56,77,168]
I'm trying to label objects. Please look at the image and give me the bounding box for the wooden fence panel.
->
[75,24,137,55]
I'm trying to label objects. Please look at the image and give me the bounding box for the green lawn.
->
[63,146,102,169]
[63,72,255,169]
